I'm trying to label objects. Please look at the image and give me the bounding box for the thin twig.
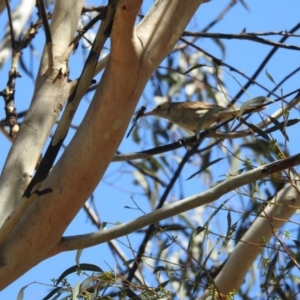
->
[201,0,237,33]
[83,202,145,285]
[37,0,53,68]
[126,143,200,282]
[59,152,300,251]
[183,31,300,51]
[5,0,15,49]
[180,38,280,99]
[0,0,22,137]
[232,22,300,104]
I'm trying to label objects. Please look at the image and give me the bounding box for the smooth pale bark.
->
[0,0,208,290]
[0,0,84,223]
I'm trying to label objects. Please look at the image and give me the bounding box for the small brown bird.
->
[143,101,265,132]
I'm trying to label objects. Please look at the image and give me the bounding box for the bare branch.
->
[180,38,280,98]
[37,0,53,68]
[83,202,145,285]
[183,31,300,51]
[232,22,300,104]
[201,0,237,32]
[59,153,300,251]
[5,0,15,50]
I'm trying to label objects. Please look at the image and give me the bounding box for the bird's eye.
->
[157,105,161,110]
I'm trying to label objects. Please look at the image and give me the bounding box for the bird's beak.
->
[142,110,154,117]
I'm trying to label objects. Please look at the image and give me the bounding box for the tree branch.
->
[112,94,300,162]
[232,22,300,103]
[58,152,300,251]
[183,31,300,51]
[0,0,209,290]
[0,0,83,224]
[37,0,53,68]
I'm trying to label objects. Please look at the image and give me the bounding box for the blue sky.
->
[1,1,300,299]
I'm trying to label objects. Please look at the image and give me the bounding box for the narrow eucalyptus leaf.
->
[184,64,207,75]
[265,69,276,84]
[265,253,278,286]
[75,249,83,268]
[239,96,267,117]
[153,266,168,274]
[42,287,64,300]
[72,280,81,300]
[17,285,29,300]
[240,119,270,140]
[56,264,103,286]
[187,226,205,252]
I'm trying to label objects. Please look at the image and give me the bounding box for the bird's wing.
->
[176,102,224,110]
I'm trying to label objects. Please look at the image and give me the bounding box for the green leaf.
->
[81,277,96,290]
[285,255,300,270]
[230,168,246,176]
[239,96,269,117]
[249,123,270,140]
[132,126,140,143]
[72,280,81,300]
[223,220,238,247]
[265,252,278,287]
[186,157,225,180]
[265,69,276,84]
[162,242,172,250]
[192,243,218,294]
[123,259,136,266]
[157,280,170,289]
[212,37,226,59]
[55,264,103,286]
[100,222,107,231]
[240,118,270,140]
[153,266,168,274]
[187,226,205,252]
[268,115,289,140]
[227,210,231,229]
[91,287,100,300]
[204,200,229,228]
[265,118,300,134]
[285,243,300,270]
[17,284,29,300]
[184,64,207,75]
[293,240,300,247]
[75,249,83,268]
[239,0,250,11]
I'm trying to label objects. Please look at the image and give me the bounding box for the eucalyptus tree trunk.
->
[0,0,208,290]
